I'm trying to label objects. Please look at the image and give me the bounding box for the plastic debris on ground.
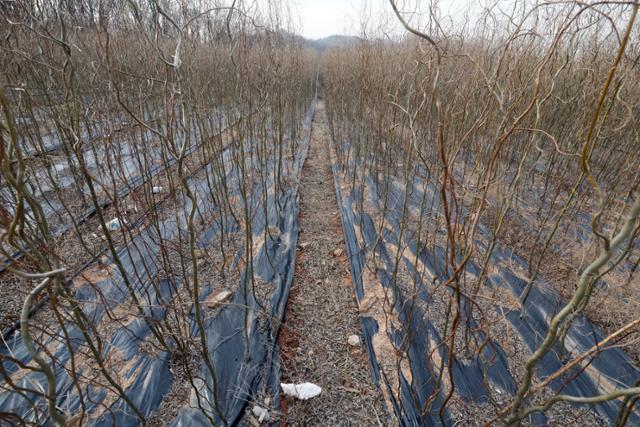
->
[251,405,269,423]
[104,218,125,231]
[281,383,322,400]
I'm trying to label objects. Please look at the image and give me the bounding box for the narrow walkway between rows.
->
[279,101,385,425]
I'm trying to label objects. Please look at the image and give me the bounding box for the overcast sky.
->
[294,0,473,39]
[295,0,368,39]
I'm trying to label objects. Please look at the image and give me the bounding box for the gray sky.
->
[294,0,367,39]
[295,0,473,39]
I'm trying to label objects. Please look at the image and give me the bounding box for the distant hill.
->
[305,35,362,52]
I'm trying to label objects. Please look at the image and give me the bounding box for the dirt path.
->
[278,101,386,426]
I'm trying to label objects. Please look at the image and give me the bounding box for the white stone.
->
[348,335,361,347]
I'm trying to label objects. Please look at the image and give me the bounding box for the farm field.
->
[0,0,639,426]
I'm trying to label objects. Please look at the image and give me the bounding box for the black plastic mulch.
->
[328,137,640,426]
[0,103,315,426]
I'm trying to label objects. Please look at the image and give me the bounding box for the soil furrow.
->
[278,101,385,426]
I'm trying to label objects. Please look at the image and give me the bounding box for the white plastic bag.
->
[252,405,269,423]
[280,382,322,400]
